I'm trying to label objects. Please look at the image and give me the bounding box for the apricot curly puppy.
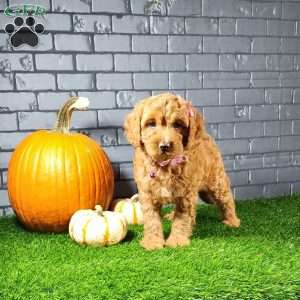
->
[124,93,240,250]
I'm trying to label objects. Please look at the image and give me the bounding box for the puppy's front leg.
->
[139,194,164,250]
[165,192,197,248]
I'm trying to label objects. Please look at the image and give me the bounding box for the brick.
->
[295,56,300,72]
[206,124,218,139]
[167,0,201,16]
[186,89,219,106]
[97,73,132,90]
[115,54,150,72]
[220,89,235,105]
[294,89,300,103]
[57,74,94,90]
[0,190,9,207]
[69,111,98,129]
[114,180,137,198]
[0,53,33,71]
[251,72,280,88]
[282,2,300,19]
[223,156,235,171]
[204,106,236,123]
[293,182,300,193]
[116,91,150,108]
[266,55,293,71]
[86,129,117,146]
[16,73,55,91]
[38,92,73,110]
[170,72,202,89]
[265,120,293,136]
[0,132,30,150]
[0,113,17,131]
[168,36,202,53]
[219,123,234,139]
[234,185,264,200]
[104,146,133,163]
[265,88,293,104]
[235,89,265,105]
[203,72,250,88]
[119,163,134,179]
[203,37,251,53]
[79,92,116,109]
[43,14,72,31]
[150,17,184,34]
[294,120,300,135]
[134,73,168,90]
[203,0,251,17]
[92,0,127,13]
[278,167,300,182]
[0,92,35,110]
[217,139,249,155]
[251,137,278,153]
[279,136,300,151]
[73,15,110,33]
[9,0,50,9]
[117,128,128,145]
[132,36,167,53]
[185,18,218,35]
[235,55,266,71]
[76,54,113,71]
[235,122,264,138]
[251,37,281,54]
[0,76,13,91]
[264,152,292,168]
[0,152,12,169]
[18,112,57,130]
[237,19,267,36]
[52,0,90,12]
[54,34,92,51]
[228,171,248,186]
[280,72,300,87]
[130,0,151,14]
[281,38,300,54]
[219,55,235,71]
[113,16,149,34]
[267,20,296,36]
[235,154,264,170]
[250,105,279,121]
[98,109,130,127]
[253,2,281,18]
[264,183,290,198]
[36,54,73,70]
[94,35,130,53]
[219,18,236,35]
[186,54,218,71]
[280,104,300,120]
[250,168,277,184]
[2,171,7,187]
[151,54,185,71]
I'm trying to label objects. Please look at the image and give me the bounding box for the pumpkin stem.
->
[130,194,139,202]
[95,205,104,215]
[54,96,89,133]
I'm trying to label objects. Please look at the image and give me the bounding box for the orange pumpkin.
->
[8,96,114,232]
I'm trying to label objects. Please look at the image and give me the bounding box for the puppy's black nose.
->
[159,142,172,153]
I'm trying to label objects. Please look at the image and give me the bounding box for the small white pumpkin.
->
[113,194,143,225]
[69,205,128,246]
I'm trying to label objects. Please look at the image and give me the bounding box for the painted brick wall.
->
[1,0,300,215]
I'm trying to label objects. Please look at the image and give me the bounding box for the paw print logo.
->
[5,16,44,48]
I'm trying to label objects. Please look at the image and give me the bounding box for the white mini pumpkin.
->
[113,194,143,225]
[69,205,128,246]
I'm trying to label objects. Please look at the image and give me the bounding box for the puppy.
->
[124,93,240,250]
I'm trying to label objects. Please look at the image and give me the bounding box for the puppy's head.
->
[124,93,205,161]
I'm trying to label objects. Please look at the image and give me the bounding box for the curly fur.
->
[124,93,240,250]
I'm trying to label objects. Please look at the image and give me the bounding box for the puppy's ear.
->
[186,103,206,148]
[124,103,143,148]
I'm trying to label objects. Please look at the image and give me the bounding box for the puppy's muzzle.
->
[159,142,173,153]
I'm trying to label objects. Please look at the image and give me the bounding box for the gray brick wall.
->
[1,0,300,215]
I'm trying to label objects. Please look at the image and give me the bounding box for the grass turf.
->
[0,195,300,300]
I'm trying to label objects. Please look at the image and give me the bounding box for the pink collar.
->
[149,154,187,178]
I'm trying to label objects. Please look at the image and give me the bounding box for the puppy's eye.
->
[145,120,156,127]
[172,121,185,129]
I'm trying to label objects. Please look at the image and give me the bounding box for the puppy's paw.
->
[223,217,240,228]
[140,237,164,251]
[165,235,190,248]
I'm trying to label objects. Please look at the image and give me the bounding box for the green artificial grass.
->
[0,195,300,300]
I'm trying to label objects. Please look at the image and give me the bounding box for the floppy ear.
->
[186,103,206,149]
[124,103,143,148]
